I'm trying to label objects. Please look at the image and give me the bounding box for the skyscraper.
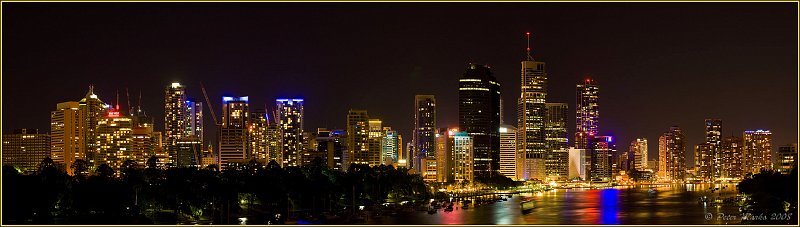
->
[705,119,722,180]
[186,99,204,143]
[743,129,773,174]
[630,138,648,171]
[381,129,400,166]
[575,77,599,149]
[164,83,188,163]
[435,128,455,183]
[518,39,547,181]
[658,126,686,182]
[368,119,383,166]
[79,85,108,167]
[2,129,51,175]
[694,143,713,181]
[316,129,347,171]
[413,95,436,174]
[219,96,249,167]
[460,64,501,179]
[51,101,85,175]
[590,135,615,182]
[720,136,743,179]
[277,98,304,167]
[499,124,521,181]
[95,106,134,174]
[452,131,474,183]
[346,109,370,169]
[545,103,569,181]
[249,109,269,160]
[776,144,797,174]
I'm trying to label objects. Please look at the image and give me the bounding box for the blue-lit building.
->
[277,98,304,167]
[219,96,249,167]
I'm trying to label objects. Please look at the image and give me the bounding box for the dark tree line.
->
[2,157,430,224]
[737,167,798,225]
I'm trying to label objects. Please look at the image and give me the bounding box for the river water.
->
[367,184,743,225]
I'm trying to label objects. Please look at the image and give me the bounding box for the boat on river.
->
[520,198,535,212]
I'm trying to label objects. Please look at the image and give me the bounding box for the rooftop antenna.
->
[126,88,132,116]
[138,90,143,114]
[116,90,120,111]
[525,32,534,61]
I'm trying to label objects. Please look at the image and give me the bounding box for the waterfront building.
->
[460,64,501,179]
[452,131,474,183]
[743,129,773,174]
[720,136,743,180]
[590,135,615,182]
[413,95,436,174]
[499,124,522,181]
[545,103,569,181]
[568,147,588,180]
[575,77,599,149]
[658,126,686,182]
[630,138,647,170]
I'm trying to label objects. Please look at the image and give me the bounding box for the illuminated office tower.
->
[720,136,743,179]
[590,135,615,182]
[629,138,648,170]
[131,125,155,167]
[175,137,202,167]
[51,101,85,175]
[316,129,347,170]
[164,82,188,162]
[460,64,501,178]
[658,126,686,182]
[575,77,599,150]
[705,119,722,180]
[277,98,304,167]
[79,85,108,166]
[545,103,568,181]
[452,131,474,183]
[396,135,405,167]
[368,119,383,166]
[301,131,324,166]
[381,128,400,166]
[434,128,454,182]
[266,121,282,163]
[743,130,773,174]
[249,109,269,160]
[95,107,133,174]
[518,37,547,181]
[499,124,522,181]
[186,99,203,143]
[219,96,249,167]
[2,129,51,174]
[346,109,370,169]
[694,143,713,182]
[413,95,436,174]
[403,143,414,169]
[776,144,797,174]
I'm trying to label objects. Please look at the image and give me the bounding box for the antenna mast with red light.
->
[525,32,533,61]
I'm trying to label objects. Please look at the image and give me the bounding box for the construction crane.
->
[200,82,221,127]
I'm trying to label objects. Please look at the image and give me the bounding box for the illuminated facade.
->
[2,129,51,175]
[519,58,547,181]
[499,124,522,181]
[164,82,188,163]
[277,98,304,167]
[777,144,797,174]
[95,107,133,174]
[346,109,370,169]
[658,126,686,182]
[51,101,85,175]
[434,128,455,183]
[131,126,156,167]
[568,147,588,180]
[545,103,568,181]
[381,128,399,166]
[720,136,743,179]
[452,131,474,183]
[705,119,722,180]
[694,143,713,181]
[219,96,249,167]
[249,109,269,160]
[460,63,501,179]
[590,135,615,182]
[630,138,647,171]
[79,85,108,167]
[575,77,599,150]
[413,95,436,174]
[186,99,203,143]
[743,129,772,174]
[368,119,383,166]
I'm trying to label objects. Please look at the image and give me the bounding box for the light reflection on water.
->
[368,184,741,225]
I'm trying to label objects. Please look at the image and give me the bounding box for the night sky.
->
[3,2,797,165]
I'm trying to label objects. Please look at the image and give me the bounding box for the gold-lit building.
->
[630,138,648,171]
[79,85,108,167]
[2,129,51,174]
[346,109,370,170]
[777,144,797,174]
[95,107,133,174]
[51,101,86,175]
[277,98,304,167]
[219,96,249,167]
[720,136,743,180]
[499,125,521,181]
[452,131,474,183]
[658,126,686,182]
[368,119,383,166]
[743,130,772,174]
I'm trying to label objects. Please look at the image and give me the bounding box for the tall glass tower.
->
[459,64,501,179]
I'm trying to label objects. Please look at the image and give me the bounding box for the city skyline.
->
[3,3,797,166]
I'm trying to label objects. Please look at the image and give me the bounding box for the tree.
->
[71,159,90,179]
[96,164,115,178]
